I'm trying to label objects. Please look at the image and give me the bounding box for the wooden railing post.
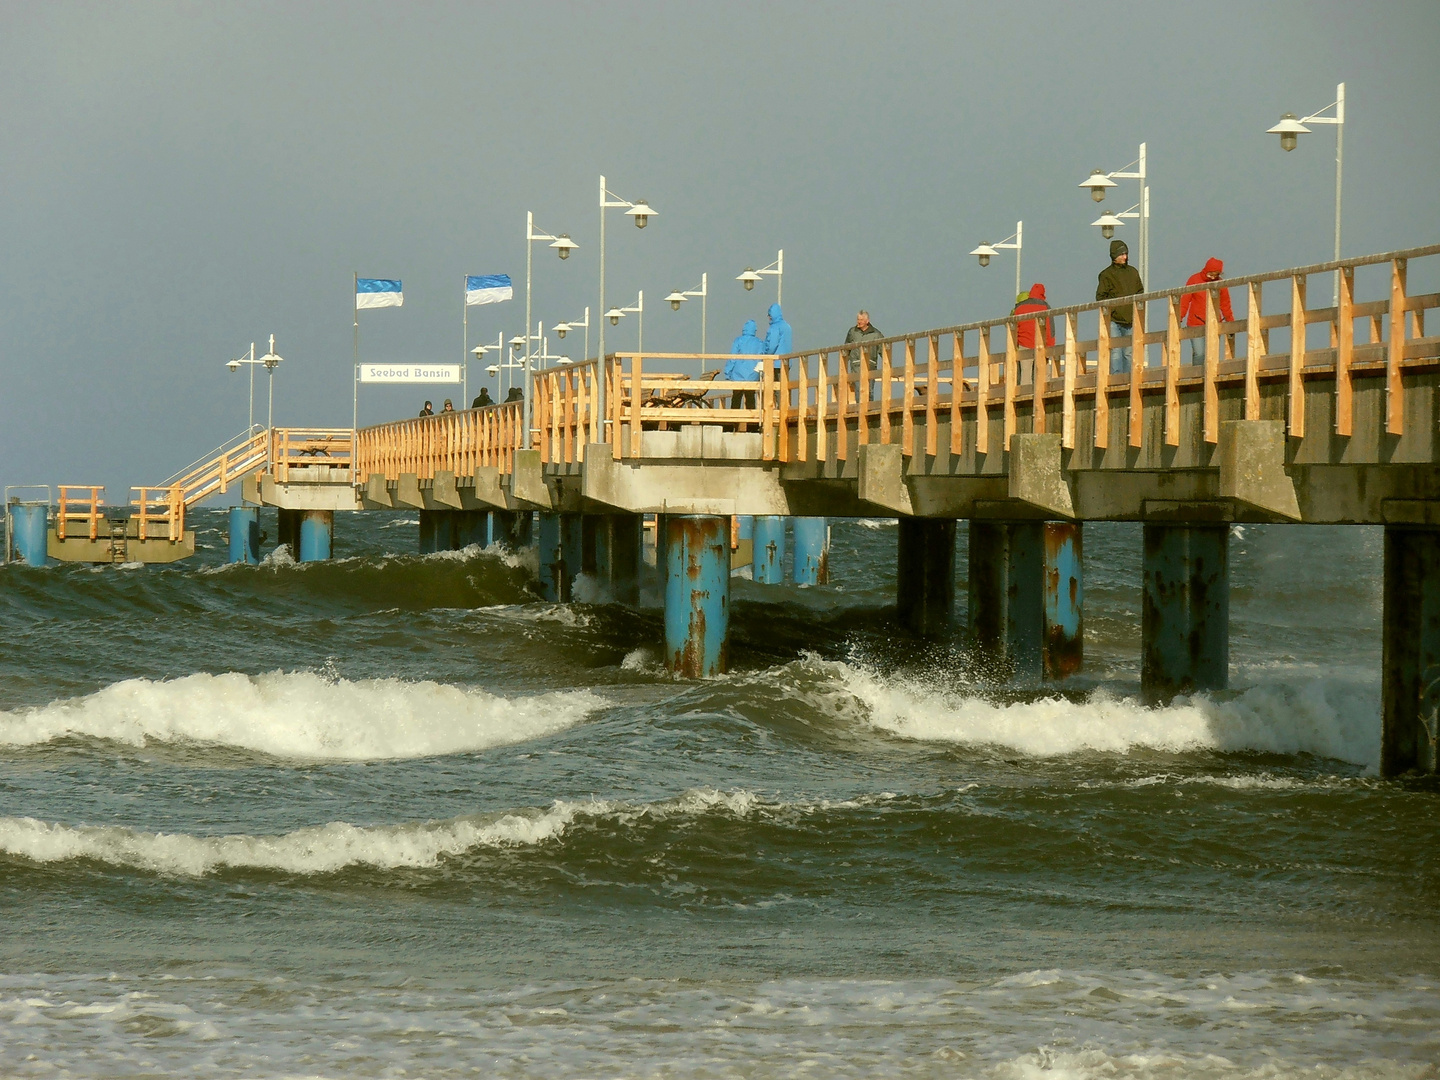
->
[1094,314,1110,450]
[1062,313,1078,450]
[975,327,990,455]
[1204,289,1220,444]
[1003,322,1018,449]
[925,334,939,458]
[761,355,775,460]
[630,355,644,459]
[797,352,810,462]
[1387,259,1408,435]
[1289,275,1307,438]
[1245,282,1262,422]
[950,331,965,457]
[901,338,916,456]
[879,343,893,445]
[1162,299,1180,447]
[1336,265,1356,437]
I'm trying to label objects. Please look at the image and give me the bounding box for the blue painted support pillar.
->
[896,518,955,636]
[792,517,830,585]
[297,510,333,562]
[753,515,786,584]
[969,521,1083,680]
[8,503,49,567]
[664,515,731,677]
[512,511,534,548]
[487,510,519,548]
[228,506,260,564]
[1381,527,1440,776]
[537,512,563,601]
[559,513,584,601]
[1141,523,1227,704]
[585,514,642,605]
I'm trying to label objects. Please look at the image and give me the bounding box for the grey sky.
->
[3,1,1438,497]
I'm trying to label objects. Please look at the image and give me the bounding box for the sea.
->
[0,511,1436,1078]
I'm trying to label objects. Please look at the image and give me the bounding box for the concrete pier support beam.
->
[585,514,642,605]
[968,521,1083,680]
[792,517,830,585]
[8,503,49,567]
[753,515,786,584]
[1141,523,1228,704]
[537,512,564,601]
[664,515,730,677]
[1382,527,1440,776]
[228,507,260,564]
[297,510,333,562]
[897,518,955,636]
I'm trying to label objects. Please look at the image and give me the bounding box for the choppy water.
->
[1,513,1436,1078]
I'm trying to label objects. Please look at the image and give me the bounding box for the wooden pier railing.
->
[131,486,185,542]
[351,244,1440,478]
[353,403,522,481]
[55,486,104,541]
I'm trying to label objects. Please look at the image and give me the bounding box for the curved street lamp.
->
[665,273,708,363]
[598,176,657,424]
[1267,81,1345,302]
[523,211,576,440]
[736,250,783,304]
[1078,144,1149,283]
[969,221,1022,294]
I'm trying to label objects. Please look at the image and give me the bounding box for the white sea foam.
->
[0,788,766,877]
[832,661,1379,766]
[0,671,604,760]
[856,518,897,529]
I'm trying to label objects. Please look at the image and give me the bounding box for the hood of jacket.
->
[1204,257,1224,276]
[1110,239,1129,261]
[768,303,784,322]
[1027,283,1047,301]
[743,319,757,336]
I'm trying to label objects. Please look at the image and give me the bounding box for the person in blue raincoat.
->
[763,303,792,375]
[723,319,767,412]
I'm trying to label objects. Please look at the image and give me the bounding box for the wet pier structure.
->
[15,245,1440,778]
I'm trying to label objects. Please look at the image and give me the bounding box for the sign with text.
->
[359,363,461,384]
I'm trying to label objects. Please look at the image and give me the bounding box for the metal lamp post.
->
[664,273,708,368]
[604,291,644,355]
[524,211,577,447]
[224,341,260,431]
[736,250,783,304]
[969,222,1023,296]
[1268,81,1345,302]
[1079,144,1149,283]
[598,176,657,430]
[552,307,591,367]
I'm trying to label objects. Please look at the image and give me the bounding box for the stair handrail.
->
[160,425,266,490]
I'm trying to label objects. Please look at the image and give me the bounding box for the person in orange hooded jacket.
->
[1179,257,1234,363]
[1013,283,1055,383]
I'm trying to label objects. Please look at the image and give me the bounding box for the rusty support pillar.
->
[968,521,1083,680]
[896,518,955,636]
[792,517,830,585]
[1141,523,1228,704]
[663,515,730,677]
[1382,527,1440,776]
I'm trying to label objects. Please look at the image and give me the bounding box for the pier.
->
[7,244,1440,775]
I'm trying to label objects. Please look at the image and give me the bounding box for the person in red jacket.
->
[1179,257,1234,363]
[1013,283,1055,383]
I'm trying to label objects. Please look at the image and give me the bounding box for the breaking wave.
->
[819,659,1379,767]
[0,671,604,760]
[0,788,768,877]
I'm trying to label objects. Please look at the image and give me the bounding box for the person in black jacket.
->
[1096,240,1144,374]
[505,387,524,403]
[418,400,434,417]
[471,387,494,409]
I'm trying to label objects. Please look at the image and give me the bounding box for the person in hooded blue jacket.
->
[723,319,767,413]
[764,304,792,373]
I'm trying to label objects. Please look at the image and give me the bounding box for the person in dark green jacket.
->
[1096,239,1144,374]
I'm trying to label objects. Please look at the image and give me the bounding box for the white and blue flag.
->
[356,278,403,310]
[466,274,513,306]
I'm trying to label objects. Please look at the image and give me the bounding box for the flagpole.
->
[352,271,359,432]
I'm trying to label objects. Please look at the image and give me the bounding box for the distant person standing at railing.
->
[442,399,455,413]
[1179,257,1235,363]
[764,303,793,377]
[1013,283,1056,383]
[844,309,884,401]
[505,387,524,403]
[1096,239,1144,374]
[724,318,767,412]
[418,400,434,417]
[471,387,494,409]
